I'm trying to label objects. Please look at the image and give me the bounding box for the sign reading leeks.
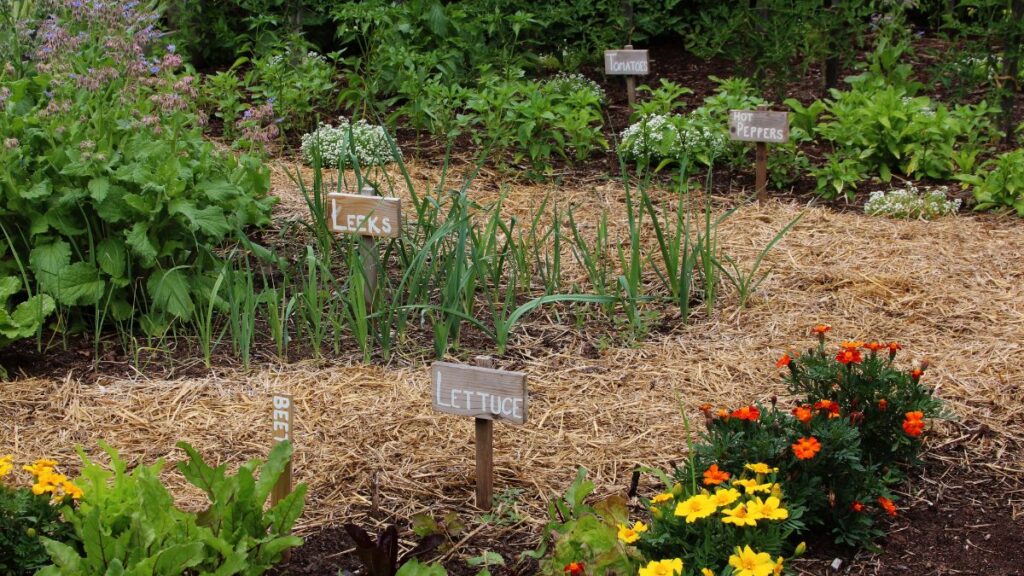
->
[329,192,401,238]
[431,362,527,425]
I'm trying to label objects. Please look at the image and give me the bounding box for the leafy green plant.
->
[810,74,998,199]
[243,45,338,134]
[525,468,638,576]
[37,441,305,576]
[958,148,1024,216]
[0,275,53,349]
[0,2,275,339]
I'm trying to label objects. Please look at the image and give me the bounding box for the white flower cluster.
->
[864,185,961,220]
[679,122,728,160]
[543,72,605,103]
[300,118,400,168]
[619,114,728,164]
[619,114,681,162]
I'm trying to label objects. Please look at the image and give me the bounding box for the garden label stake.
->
[728,106,790,202]
[328,186,402,309]
[604,45,649,109]
[270,393,294,558]
[431,356,528,510]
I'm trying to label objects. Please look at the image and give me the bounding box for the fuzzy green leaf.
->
[29,240,71,295]
[56,262,106,306]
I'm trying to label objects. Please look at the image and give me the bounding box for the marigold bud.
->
[794,542,806,557]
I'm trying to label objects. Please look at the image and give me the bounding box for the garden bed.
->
[4,169,1022,573]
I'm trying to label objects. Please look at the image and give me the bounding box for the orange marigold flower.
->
[839,340,864,350]
[791,437,821,460]
[792,405,812,424]
[699,403,713,413]
[836,348,863,365]
[716,408,730,421]
[703,464,731,486]
[564,562,585,575]
[810,324,831,336]
[902,411,925,437]
[910,368,924,381]
[878,496,897,517]
[813,400,840,416]
[731,406,761,422]
[851,501,865,513]
[775,354,792,368]
[887,342,902,357]
[877,398,888,411]
[863,341,884,352]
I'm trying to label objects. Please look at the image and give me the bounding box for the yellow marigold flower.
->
[23,459,58,477]
[733,479,772,494]
[702,569,715,576]
[746,496,789,521]
[712,488,741,507]
[720,503,760,527]
[638,558,683,576]
[617,521,648,544]
[772,556,784,576]
[0,455,13,479]
[728,545,775,576]
[61,480,83,500]
[674,494,718,523]
[744,463,778,475]
[650,492,674,504]
[770,483,782,498]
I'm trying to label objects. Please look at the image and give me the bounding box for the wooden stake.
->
[755,105,768,202]
[624,44,637,109]
[358,185,378,310]
[474,355,494,510]
[755,141,768,202]
[270,394,294,561]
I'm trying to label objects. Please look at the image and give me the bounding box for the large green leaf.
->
[29,240,72,295]
[97,236,128,280]
[5,294,56,339]
[126,222,158,267]
[147,268,194,319]
[88,177,111,202]
[0,276,20,301]
[169,200,232,237]
[57,262,106,306]
[22,180,51,199]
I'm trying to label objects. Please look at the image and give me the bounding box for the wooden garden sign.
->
[431,357,528,510]
[329,191,402,239]
[328,187,402,309]
[604,46,649,108]
[270,394,294,558]
[728,108,790,202]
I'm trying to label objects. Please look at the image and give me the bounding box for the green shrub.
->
[244,46,338,134]
[0,2,274,335]
[458,71,607,169]
[810,76,998,199]
[958,149,1024,216]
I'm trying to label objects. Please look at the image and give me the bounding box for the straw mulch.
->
[2,159,1023,549]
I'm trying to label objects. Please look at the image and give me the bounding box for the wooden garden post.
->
[474,355,494,510]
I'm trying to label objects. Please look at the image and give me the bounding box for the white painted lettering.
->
[450,389,461,409]
[273,421,289,431]
[501,397,513,416]
[273,409,289,421]
[273,396,290,409]
[381,218,392,235]
[436,373,451,407]
[512,399,522,419]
